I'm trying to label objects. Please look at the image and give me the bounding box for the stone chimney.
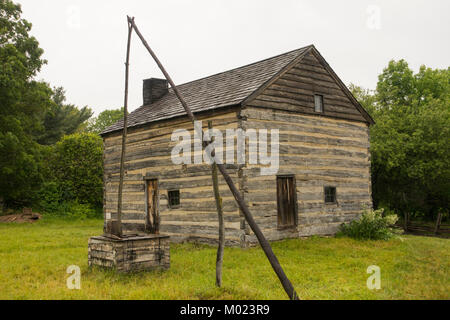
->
[143,78,168,105]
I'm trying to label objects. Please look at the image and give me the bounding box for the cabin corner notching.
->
[101,45,374,246]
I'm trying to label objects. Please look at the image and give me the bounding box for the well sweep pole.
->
[117,17,134,237]
[127,16,299,300]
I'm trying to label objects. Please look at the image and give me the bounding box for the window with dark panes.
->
[314,94,324,113]
[168,190,180,208]
[324,187,337,203]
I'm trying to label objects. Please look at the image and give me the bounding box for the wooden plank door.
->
[146,179,160,234]
[277,176,297,228]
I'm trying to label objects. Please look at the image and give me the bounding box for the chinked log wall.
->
[103,109,245,245]
[241,51,372,242]
[240,107,372,242]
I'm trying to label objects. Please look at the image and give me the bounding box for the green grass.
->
[0,218,448,300]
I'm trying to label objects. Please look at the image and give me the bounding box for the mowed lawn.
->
[0,218,448,300]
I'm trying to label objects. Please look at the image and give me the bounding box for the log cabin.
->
[101,45,374,246]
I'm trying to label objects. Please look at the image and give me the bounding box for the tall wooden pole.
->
[128,17,299,300]
[117,17,134,237]
[208,121,225,288]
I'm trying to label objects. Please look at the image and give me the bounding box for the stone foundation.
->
[88,235,170,272]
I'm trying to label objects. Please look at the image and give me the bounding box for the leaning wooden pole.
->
[128,17,299,300]
[117,17,134,237]
[208,121,225,288]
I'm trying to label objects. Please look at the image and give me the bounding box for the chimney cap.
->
[143,77,167,82]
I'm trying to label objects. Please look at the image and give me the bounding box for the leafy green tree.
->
[37,87,93,145]
[349,83,377,116]
[45,133,104,207]
[352,60,450,219]
[88,108,124,134]
[0,0,53,208]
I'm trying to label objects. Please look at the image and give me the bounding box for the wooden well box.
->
[88,235,170,272]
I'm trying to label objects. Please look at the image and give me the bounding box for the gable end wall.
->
[238,50,373,242]
[245,51,368,123]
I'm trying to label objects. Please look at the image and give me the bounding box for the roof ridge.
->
[170,45,313,90]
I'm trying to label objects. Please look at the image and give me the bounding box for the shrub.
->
[337,208,400,240]
[35,133,104,218]
[48,132,103,207]
[57,201,101,219]
[41,201,102,220]
[37,181,63,213]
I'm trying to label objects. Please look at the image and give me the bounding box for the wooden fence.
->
[400,211,450,236]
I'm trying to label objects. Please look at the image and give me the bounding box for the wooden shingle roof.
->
[102,45,312,135]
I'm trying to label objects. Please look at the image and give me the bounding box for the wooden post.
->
[208,121,225,288]
[434,211,443,235]
[404,212,409,232]
[128,17,299,300]
[117,17,134,237]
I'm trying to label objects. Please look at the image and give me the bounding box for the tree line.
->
[350,60,449,221]
[1,0,448,220]
[0,1,122,216]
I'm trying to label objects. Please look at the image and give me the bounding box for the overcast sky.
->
[19,0,449,115]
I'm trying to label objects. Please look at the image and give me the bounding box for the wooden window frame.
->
[314,94,324,113]
[276,175,299,230]
[168,189,181,209]
[324,186,337,204]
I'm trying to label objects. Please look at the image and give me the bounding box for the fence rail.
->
[398,211,449,236]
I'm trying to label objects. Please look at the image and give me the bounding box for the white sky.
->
[19,0,450,115]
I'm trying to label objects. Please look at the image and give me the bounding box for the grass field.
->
[0,218,448,300]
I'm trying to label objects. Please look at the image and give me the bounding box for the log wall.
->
[103,109,245,245]
[240,107,372,242]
